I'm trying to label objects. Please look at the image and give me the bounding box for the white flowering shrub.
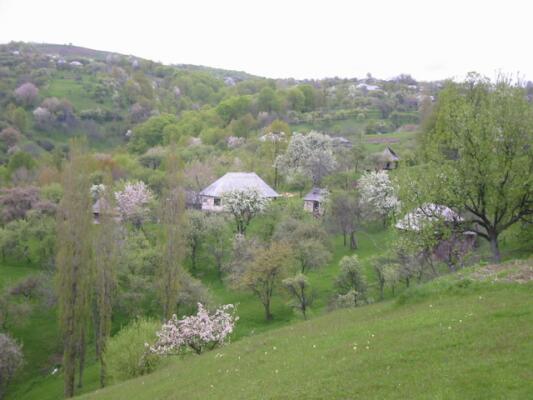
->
[114,181,153,226]
[222,188,269,234]
[358,171,400,223]
[150,304,238,355]
[90,183,106,200]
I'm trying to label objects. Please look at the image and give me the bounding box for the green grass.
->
[80,271,533,399]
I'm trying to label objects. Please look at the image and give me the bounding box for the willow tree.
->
[56,140,93,398]
[405,74,533,262]
[92,175,118,388]
[158,150,186,319]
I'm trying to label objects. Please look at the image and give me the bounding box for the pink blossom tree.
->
[150,304,237,355]
[114,181,153,227]
[14,83,39,107]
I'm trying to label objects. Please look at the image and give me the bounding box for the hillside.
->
[80,264,533,399]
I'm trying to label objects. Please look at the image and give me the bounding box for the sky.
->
[0,0,531,81]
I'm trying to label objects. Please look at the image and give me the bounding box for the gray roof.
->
[304,187,326,202]
[382,147,400,162]
[199,172,279,198]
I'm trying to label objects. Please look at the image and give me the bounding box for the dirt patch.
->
[470,260,533,284]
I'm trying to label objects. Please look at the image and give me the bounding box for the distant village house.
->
[303,188,328,216]
[199,172,279,212]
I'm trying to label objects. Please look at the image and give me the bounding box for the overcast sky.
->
[0,0,531,81]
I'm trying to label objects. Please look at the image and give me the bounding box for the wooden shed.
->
[303,188,328,216]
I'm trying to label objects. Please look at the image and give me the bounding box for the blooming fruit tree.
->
[358,171,400,224]
[150,303,238,355]
[222,188,269,234]
[114,181,153,227]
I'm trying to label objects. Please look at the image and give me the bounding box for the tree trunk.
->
[63,340,76,398]
[264,300,273,321]
[350,231,357,250]
[343,231,347,247]
[489,231,501,263]
[77,330,86,389]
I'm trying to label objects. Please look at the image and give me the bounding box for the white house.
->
[199,172,279,212]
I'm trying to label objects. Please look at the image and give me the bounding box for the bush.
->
[104,318,161,383]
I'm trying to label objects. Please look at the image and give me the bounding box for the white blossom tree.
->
[222,188,269,234]
[150,303,237,355]
[276,131,337,186]
[358,171,400,225]
[0,333,24,399]
[114,181,153,227]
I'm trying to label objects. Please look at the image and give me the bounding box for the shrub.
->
[104,318,160,383]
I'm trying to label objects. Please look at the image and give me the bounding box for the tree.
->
[129,114,179,154]
[222,188,269,234]
[158,152,186,320]
[283,273,313,319]
[0,333,24,399]
[0,127,22,148]
[92,178,118,388]
[273,217,331,272]
[56,140,93,397]
[409,75,533,262]
[257,87,281,113]
[0,186,40,224]
[328,191,362,249]
[204,214,232,279]
[150,304,237,356]
[185,210,208,273]
[334,255,367,306]
[358,171,400,226]
[240,242,293,320]
[114,181,153,228]
[277,131,337,186]
[294,239,331,273]
[14,82,39,107]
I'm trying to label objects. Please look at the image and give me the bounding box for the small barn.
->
[303,188,328,216]
[380,147,400,170]
[199,172,279,212]
[92,198,119,224]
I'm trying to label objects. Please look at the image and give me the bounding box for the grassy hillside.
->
[80,264,533,399]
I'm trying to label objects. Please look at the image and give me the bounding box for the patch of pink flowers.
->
[151,304,238,355]
[114,181,153,225]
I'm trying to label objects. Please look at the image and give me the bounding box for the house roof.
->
[382,146,400,162]
[304,187,327,202]
[395,203,463,231]
[199,172,279,198]
[92,198,117,215]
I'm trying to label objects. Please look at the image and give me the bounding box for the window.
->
[214,198,221,206]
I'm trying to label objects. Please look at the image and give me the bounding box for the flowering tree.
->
[150,304,237,355]
[14,82,39,107]
[90,184,106,200]
[0,333,24,399]
[222,188,269,234]
[114,181,153,227]
[358,171,400,225]
[276,131,337,186]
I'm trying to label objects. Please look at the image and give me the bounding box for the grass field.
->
[80,265,533,399]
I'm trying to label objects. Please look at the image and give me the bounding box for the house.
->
[380,147,400,170]
[395,204,463,232]
[199,172,279,212]
[92,197,119,224]
[303,188,328,216]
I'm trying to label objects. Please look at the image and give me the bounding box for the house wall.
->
[200,196,224,212]
[303,200,315,213]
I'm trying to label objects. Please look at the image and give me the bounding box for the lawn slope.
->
[82,276,533,400]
